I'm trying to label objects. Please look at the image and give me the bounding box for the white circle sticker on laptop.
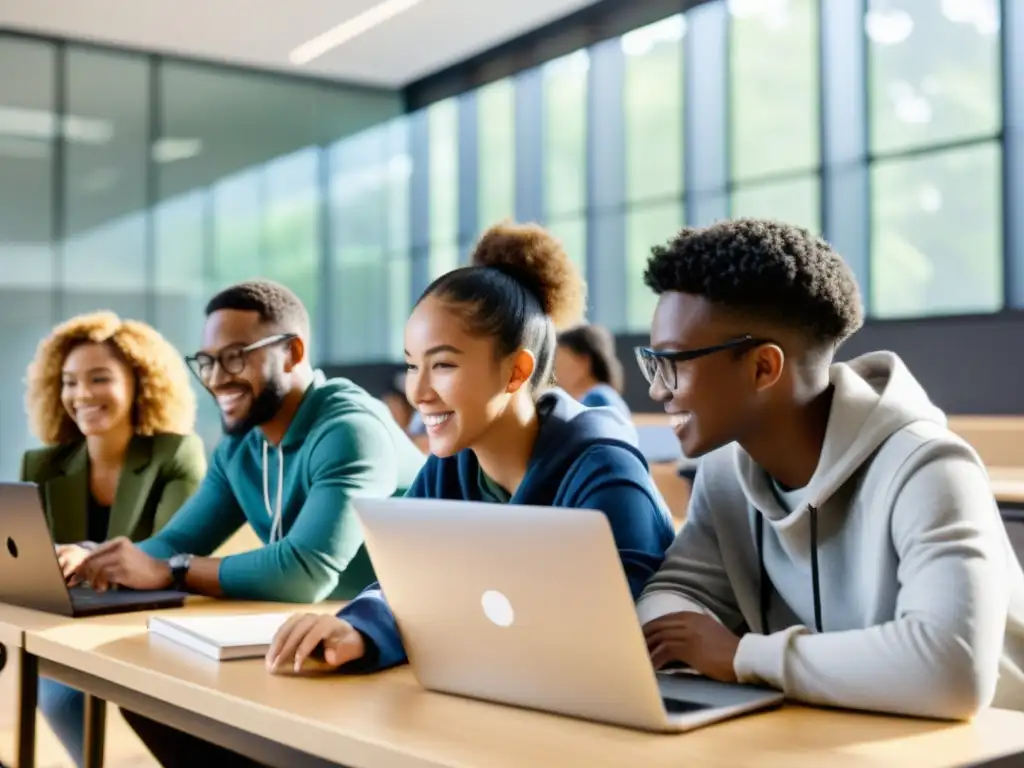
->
[481,590,514,627]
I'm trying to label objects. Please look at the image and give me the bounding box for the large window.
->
[542,51,589,268]
[731,175,820,234]
[729,0,821,232]
[0,36,58,480]
[625,202,684,331]
[867,0,1003,315]
[152,61,401,442]
[623,15,685,331]
[62,48,149,321]
[477,78,516,235]
[867,0,1000,155]
[263,148,321,318]
[330,118,412,362]
[871,142,1002,317]
[427,98,460,278]
[731,0,819,180]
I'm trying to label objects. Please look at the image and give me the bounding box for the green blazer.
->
[20,433,207,545]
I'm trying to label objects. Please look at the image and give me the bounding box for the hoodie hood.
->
[736,351,947,523]
[737,350,942,524]
[733,351,948,635]
[248,370,402,541]
[445,388,643,504]
[517,388,642,495]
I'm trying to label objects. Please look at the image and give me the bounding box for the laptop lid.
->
[636,425,684,464]
[353,497,671,731]
[0,482,76,616]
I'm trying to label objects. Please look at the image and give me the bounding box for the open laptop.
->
[636,424,684,464]
[353,497,784,733]
[0,482,187,617]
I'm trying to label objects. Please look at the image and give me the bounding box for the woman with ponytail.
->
[266,221,675,676]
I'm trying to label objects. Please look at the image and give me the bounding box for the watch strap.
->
[168,553,192,591]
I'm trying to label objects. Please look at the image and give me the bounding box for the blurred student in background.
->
[555,323,631,420]
[21,311,206,767]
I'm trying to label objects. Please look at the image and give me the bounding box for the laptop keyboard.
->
[69,585,110,606]
[662,696,712,714]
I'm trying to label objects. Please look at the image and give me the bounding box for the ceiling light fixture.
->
[0,106,113,145]
[289,0,425,66]
[152,137,203,163]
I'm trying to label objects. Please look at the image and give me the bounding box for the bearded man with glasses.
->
[74,279,425,604]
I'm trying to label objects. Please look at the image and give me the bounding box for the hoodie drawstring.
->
[757,506,823,634]
[262,440,285,543]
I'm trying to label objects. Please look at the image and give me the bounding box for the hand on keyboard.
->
[56,544,90,585]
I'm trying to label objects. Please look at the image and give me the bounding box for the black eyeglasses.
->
[634,335,769,391]
[186,334,297,383]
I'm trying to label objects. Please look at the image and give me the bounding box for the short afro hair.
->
[205,279,311,339]
[26,311,197,445]
[643,219,864,345]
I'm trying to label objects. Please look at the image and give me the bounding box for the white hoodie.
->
[638,351,1024,719]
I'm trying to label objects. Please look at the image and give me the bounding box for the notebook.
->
[147,612,293,660]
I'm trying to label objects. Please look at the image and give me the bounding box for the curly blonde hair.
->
[25,311,197,445]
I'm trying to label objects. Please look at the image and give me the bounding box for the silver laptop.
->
[0,482,187,617]
[636,424,684,464]
[353,497,784,733]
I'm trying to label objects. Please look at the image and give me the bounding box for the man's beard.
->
[221,378,288,437]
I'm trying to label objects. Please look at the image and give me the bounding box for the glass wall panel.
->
[62,48,149,322]
[625,201,685,332]
[0,37,57,479]
[543,51,589,221]
[330,117,412,362]
[730,0,819,181]
[731,175,821,234]
[477,78,516,234]
[428,98,459,278]
[870,141,1002,317]
[867,0,1001,155]
[623,15,685,202]
[263,147,321,319]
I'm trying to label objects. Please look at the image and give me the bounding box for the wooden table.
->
[990,467,1024,510]
[12,601,1024,768]
[0,603,62,768]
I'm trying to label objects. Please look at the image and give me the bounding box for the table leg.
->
[83,694,106,768]
[16,648,37,768]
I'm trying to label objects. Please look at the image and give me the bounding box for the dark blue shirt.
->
[337,389,674,673]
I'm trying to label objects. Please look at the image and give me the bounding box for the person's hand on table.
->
[72,536,171,591]
[55,543,91,585]
[266,613,366,675]
[642,611,741,683]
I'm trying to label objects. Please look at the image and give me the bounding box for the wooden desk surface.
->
[0,602,63,648]
[17,601,1024,768]
[990,467,1024,504]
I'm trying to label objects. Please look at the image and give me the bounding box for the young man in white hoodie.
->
[634,218,1024,720]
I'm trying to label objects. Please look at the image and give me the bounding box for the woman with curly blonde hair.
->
[21,310,206,767]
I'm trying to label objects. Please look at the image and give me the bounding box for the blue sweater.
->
[580,383,632,422]
[338,389,676,673]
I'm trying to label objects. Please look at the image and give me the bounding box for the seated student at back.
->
[555,323,631,420]
[266,221,677,676]
[634,219,1024,719]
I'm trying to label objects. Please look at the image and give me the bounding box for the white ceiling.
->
[0,0,600,87]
